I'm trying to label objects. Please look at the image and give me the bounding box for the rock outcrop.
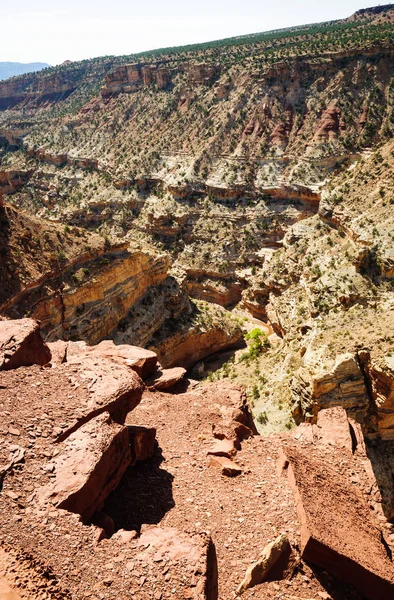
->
[30,247,171,344]
[0,67,83,109]
[101,62,172,96]
[145,366,186,390]
[291,343,394,444]
[236,533,292,594]
[1,317,394,599]
[67,339,159,378]
[38,412,132,522]
[186,63,218,86]
[0,169,33,194]
[314,105,345,142]
[150,313,243,368]
[136,526,218,600]
[0,318,51,370]
[359,349,394,440]
[291,352,368,424]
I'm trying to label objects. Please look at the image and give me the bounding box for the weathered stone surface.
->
[47,340,68,365]
[186,277,245,307]
[111,528,138,543]
[102,62,172,96]
[207,438,238,458]
[128,425,156,463]
[58,355,144,438]
[0,170,33,195]
[213,420,254,443]
[33,248,170,346]
[280,444,394,600]
[314,104,344,142]
[0,580,22,600]
[208,384,258,446]
[38,412,132,522]
[236,533,291,594]
[0,318,51,370]
[208,455,242,476]
[312,406,354,452]
[137,526,218,600]
[187,63,218,86]
[145,366,186,390]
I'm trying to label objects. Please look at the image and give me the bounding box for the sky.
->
[0,0,388,66]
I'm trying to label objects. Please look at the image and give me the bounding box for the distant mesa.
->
[0,62,50,81]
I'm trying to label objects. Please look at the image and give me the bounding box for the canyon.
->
[1,3,394,599]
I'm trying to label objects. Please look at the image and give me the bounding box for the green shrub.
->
[256,411,268,425]
[240,328,270,361]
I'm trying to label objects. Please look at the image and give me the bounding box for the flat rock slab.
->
[145,366,186,390]
[66,339,158,378]
[280,444,394,600]
[137,525,218,600]
[208,455,242,477]
[60,354,144,438]
[0,318,51,370]
[37,412,131,522]
[0,358,143,453]
[207,438,238,458]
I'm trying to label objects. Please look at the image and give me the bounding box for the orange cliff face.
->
[101,63,173,96]
[100,61,220,97]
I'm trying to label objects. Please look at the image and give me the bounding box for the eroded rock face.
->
[185,271,246,308]
[32,248,170,344]
[0,318,51,370]
[291,352,368,424]
[314,105,345,142]
[153,321,243,369]
[128,425,157,463]
[187,63,218,86]
[102,63,172,96]
[1,206,236,365]
[359,350,394,440]
[291,344,394,443]
[0,70,78,109]
[0,169,33,194]
[61,354,144,435]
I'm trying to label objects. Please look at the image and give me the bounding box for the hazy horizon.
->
[1,1,390,66]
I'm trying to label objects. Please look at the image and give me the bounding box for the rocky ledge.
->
[0,318,394,599]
